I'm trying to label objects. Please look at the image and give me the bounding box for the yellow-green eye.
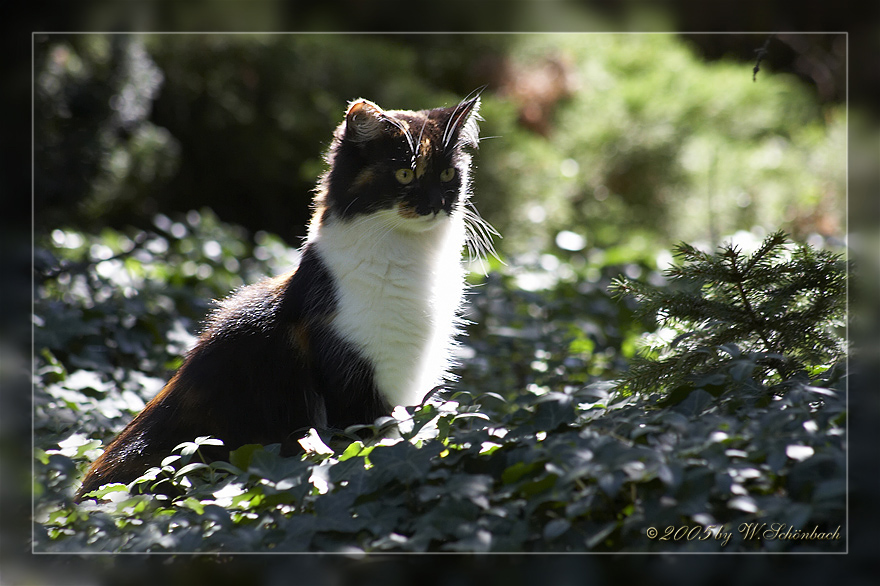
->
[440,167,456,182]
[395,168,414,184]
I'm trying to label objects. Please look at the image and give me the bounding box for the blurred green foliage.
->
[476,34,844,255]
[34,33,845,255]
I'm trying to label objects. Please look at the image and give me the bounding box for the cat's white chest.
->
[311,211,466,407]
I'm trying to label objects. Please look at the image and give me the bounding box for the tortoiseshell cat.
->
[76,93,492,500]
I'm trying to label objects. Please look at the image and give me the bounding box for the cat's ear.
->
[344,99,385,142]
[442,93,482,150]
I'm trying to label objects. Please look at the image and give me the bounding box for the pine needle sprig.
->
[610,231,846,395]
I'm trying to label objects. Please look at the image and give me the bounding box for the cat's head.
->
[316,94,481,232]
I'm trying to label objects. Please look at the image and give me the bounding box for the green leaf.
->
[367,441,443,487]
[82,483,129,500]
[229,444,263,470]
[501,460,542,485]
[175,462,210,477]
[35,448,50,465]
[532,393,576,431]
[181,497,205,514]
[174,441,200,457]
[338,441,372,462]
[518,473,558,497]
[585,521,618,549]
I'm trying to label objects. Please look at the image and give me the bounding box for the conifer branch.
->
[610,231,846,396]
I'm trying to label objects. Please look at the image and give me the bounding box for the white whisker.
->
[341,197,361,218]
[460,201,502,272]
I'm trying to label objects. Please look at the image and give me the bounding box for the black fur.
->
[321,99,479,221]
[76,247,386,500]
[75,95,481,501]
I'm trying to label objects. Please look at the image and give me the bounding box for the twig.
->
[753,35,774,82]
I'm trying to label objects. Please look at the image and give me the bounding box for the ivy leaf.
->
[532,392,577,431]
[543,518,571,541]
[229,444,263,470]
[501,460,543,485]
[584,521,618,549]
[672,388,715,416]
[367,441,443,487]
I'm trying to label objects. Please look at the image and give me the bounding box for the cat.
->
[75,92,494,501]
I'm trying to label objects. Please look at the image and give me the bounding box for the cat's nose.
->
[428,188,447,215]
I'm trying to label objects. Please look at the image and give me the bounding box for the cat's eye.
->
[395,168,414,184]
[440,168,456,182]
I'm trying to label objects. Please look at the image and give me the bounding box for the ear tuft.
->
[345,99,384,142]
[443,93,482,150]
